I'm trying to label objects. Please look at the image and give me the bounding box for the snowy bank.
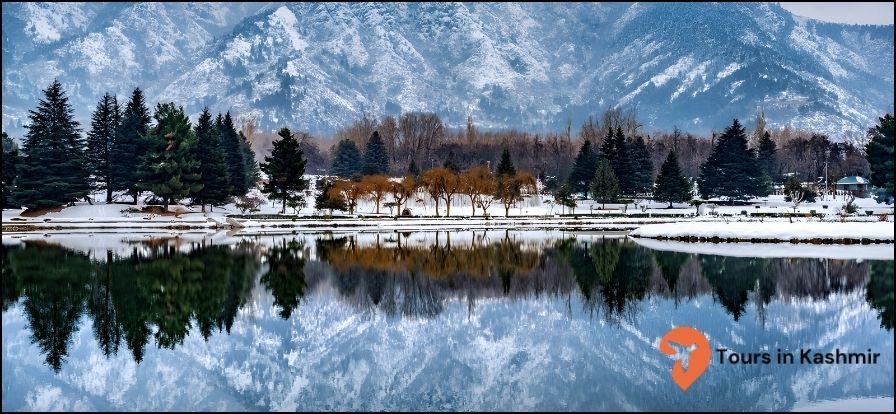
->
[631,238,895,260]
[629,222,894,243]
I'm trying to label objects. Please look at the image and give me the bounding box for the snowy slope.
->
[2,2,893,137]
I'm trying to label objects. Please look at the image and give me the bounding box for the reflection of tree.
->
[553,238,651,320]
[88,252,122,357]
[5,242,260,370]
[600,243,651,318]
[315,233,542,317]
[653,250,690,294]
[866,261,894,330]
[8,244,91,372]
[700,255,772,321]
[261,239,307,319]
[2,244,23,311]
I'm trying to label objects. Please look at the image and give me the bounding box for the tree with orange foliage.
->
[420,168,445,217]
[495,171,537,217]
[460,165,494,217]
[328,179,365,214]
[391,175,415,217]
[361,174,391,214]
[420,167,461,217]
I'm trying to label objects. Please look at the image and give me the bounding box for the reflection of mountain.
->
[1,233,893,411]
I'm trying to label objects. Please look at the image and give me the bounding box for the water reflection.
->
[1,232,893,410]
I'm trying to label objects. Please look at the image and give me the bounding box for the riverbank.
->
[629,221,895,244]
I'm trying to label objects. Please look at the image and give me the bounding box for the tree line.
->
[1,81,259,210]
[2,81,892,211]
[312,148,537,217]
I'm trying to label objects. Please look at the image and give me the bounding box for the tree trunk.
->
[281,198,286,214]
[106,188,113,204]
[163,197,170,211]
[444,196,451,217]
[202,203,206,213]
[669,201,673,208]
[505,204,510,217]
[132,190,139,205]
[433,198,440,217]
[468,195,477,217]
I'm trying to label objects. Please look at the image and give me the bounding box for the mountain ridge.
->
[2,2,892,138]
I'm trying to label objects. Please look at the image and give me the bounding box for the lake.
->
[2,230,893,411]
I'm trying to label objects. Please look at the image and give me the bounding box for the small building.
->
[835,176,871,198]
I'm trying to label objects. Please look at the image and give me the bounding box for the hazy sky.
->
[779,2,894,25]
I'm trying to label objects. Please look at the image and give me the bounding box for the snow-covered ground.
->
[3,186,893,241]
[630,221,894,242]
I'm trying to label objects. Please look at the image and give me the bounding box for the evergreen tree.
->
[314,178,347,214]
[599,128,617,163]
[239,131,260,192]
[137,103,203,210]
[408,159,420,179]
[698,119,768,202]
[591,158,620,209]
[496,148,516,177]
[653,150,692,207]
[86,93,121,203]
[602,127,635,195]
[756,131,777,182]
[219,112,249,196]
[191,108,231,211]
[13,80,91,209]
[628,136,653,195]
[362,131,390,175]
[2,133,18,208]
[442,149,461,174]
[330,139,362,177]
[111,88,151,204]
[567,140,598,194]
[261,127,309,213]
[865,114,894,199]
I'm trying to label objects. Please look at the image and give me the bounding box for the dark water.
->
[2,231,893,411]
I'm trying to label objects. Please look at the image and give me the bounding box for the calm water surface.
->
[2,230,893,411]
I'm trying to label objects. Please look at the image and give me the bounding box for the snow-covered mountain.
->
[2,2,893,138]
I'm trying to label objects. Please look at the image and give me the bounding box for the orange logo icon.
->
[659,326,711,391]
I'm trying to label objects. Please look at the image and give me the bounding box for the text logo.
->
[659,326,711,391]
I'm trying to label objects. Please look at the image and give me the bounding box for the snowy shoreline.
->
[629,221,894,244]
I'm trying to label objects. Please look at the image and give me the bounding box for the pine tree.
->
[628,136,653,196]
[599,128,617,163]
[442,149,461,174]
[111,88,151,204]
[2,132,19,208]
[698,119,768,202]
[865,114,894,199]
[653,150,692,207]
[362,131,390,175]
[567,139,598,195]
[591,158,619,209]
[239,131,260,192]
[191,108,231,211]
[13,80,91,209]
[496,148,516,177]
[86,93,121,203]
[261,127,309,213]
[220,112,249,196]
[756,131,777,182]
[137,103,203,210]
[330,139,362,177]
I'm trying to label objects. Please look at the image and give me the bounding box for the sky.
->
[778,2,895,25]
